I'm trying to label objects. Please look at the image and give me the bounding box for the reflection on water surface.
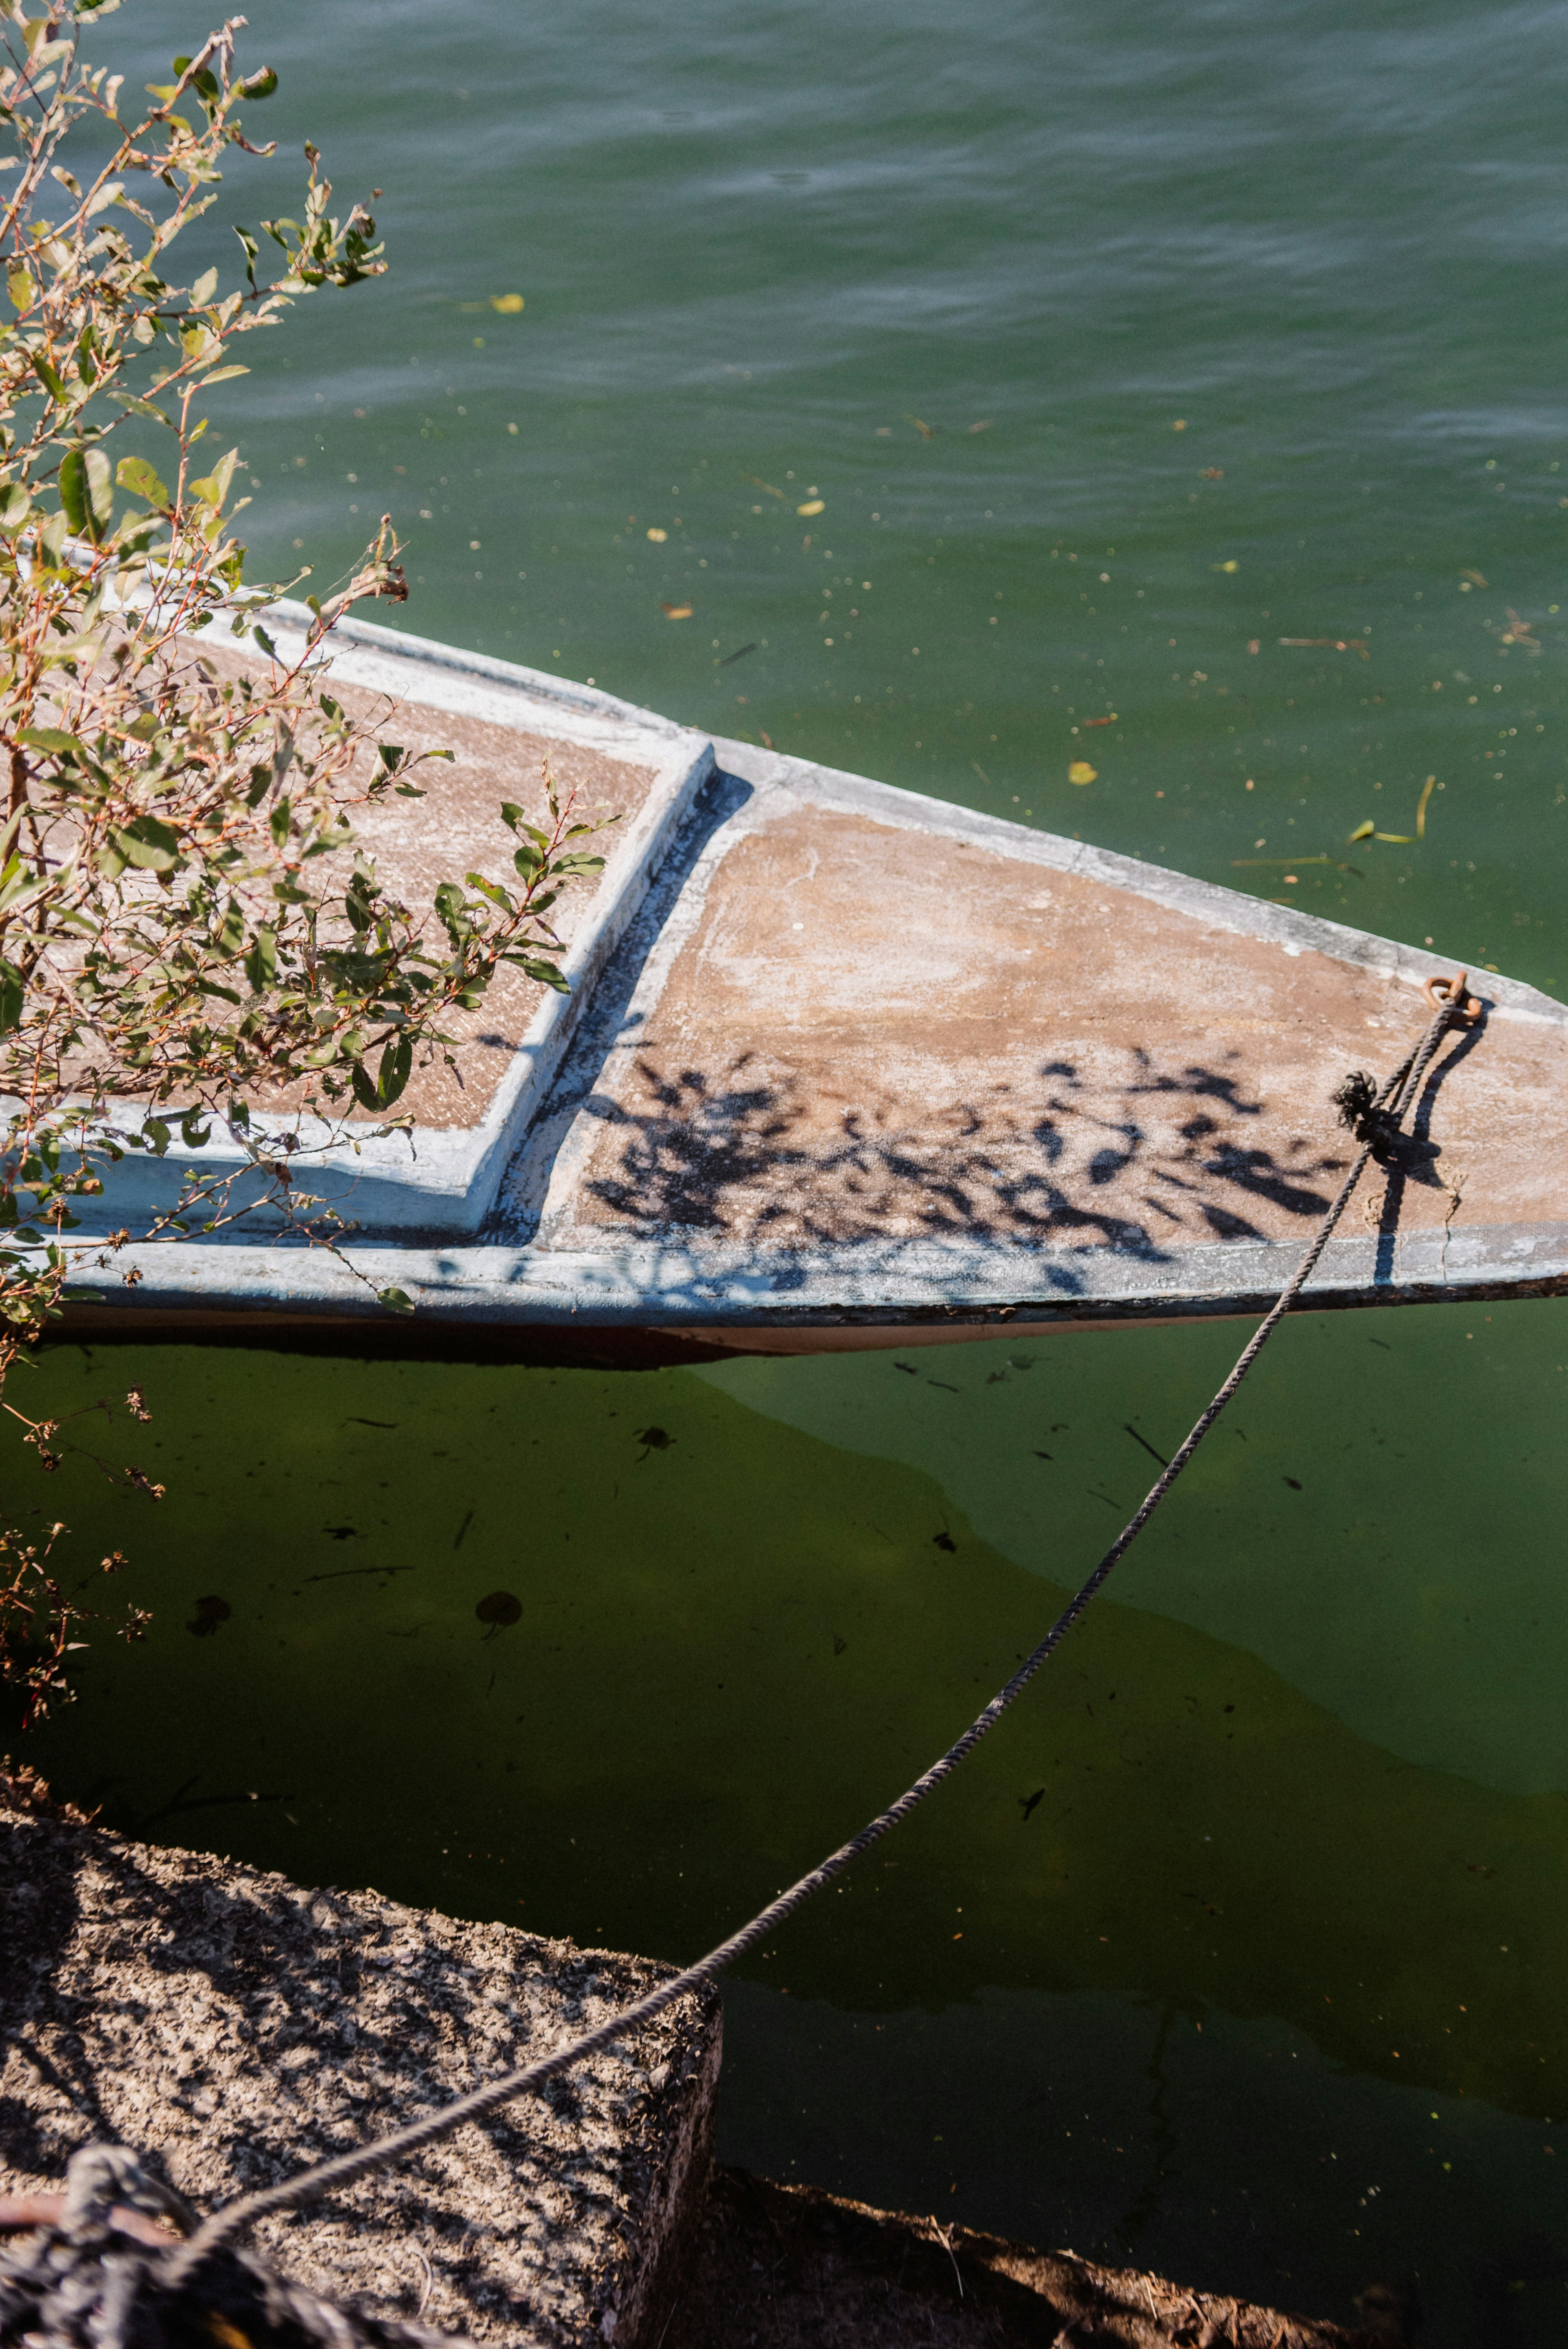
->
[18,1300,1568,2343]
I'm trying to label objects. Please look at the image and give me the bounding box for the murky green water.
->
[17,0,1568,2338]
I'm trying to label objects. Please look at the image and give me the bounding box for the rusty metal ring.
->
[1423,970,1483,1023]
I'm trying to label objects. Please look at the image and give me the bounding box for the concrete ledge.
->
[681,2168,1388,2349]
[0,1803,720,2349]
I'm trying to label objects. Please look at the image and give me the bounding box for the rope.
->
[163,986,1471,2284]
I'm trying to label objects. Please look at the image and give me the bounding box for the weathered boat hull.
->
[63,615,1568,1353]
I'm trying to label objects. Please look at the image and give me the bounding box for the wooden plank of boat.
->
[63,611,1568,1353]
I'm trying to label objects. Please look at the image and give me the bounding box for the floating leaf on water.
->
[1349,820,1375,841]
[1374,831,1413,843]
[646,526,668,542]
[742,474,786,500]
[797,499,825,516]
[1082,713,1118,728]
[661,602,693,619]
[1068,760,1098,785]
[186,1595,231,1639]
[1203,467,1224,479]
[1462,569,1488,587]
[1416,774,1437,837]
[968,419,992,434]
[1214,559,1238,573]
[636,1424,674,1451]
[1172,418,1187,431]
[905,415,935,440]
[490,292,524,314]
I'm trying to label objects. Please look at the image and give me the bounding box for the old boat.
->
[62,608,1568,1358]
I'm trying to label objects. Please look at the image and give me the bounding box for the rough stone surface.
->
[0,1802,720,2349]
[679,2168,1391,2349]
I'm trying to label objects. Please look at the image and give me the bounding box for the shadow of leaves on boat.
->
[580,1043,1346,1254]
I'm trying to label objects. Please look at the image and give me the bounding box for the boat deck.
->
[63,615,1568,1349]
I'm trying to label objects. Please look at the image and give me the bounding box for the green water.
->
[17,0,1568,2337]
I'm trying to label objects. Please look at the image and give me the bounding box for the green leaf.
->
[58,449,88,535]
[253,626,278,659]
[0,959,21,1036]
[58,446,113,541]
[140,1117,171,1157]
[195,365,250,389]
[351,1034,412,1113]
[507,954,570,994]
[464,872,515,913]
[376,1286,416,1315]
[31,350,68,404]
[189,447,238,512]
[268,795,292,849]
[116,454,170,510]
[238,66,278,99]
[17,728,82,757]
[111,815,181,871]
[179,1110,212,1148]
[0,486,31,533]
[243,927,276,991]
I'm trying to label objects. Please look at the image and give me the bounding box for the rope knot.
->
[1333,1070,1402,1163]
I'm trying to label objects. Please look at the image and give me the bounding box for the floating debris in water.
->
[185,1596,230,1639]
[474,1591,521,1633]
